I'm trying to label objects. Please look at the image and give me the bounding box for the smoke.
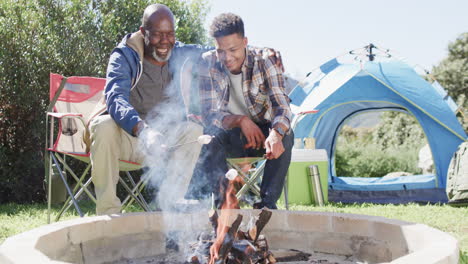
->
[135,46,224,260]
[136,46,217,211]
[138,85,195,210]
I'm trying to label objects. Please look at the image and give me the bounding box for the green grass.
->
[0,201,142,244]
[1,202,467,262]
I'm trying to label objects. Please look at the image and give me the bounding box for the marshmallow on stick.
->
[197,135,214,145]
[225,169,238,181]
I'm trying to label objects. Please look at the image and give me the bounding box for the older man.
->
[89,4,206,215]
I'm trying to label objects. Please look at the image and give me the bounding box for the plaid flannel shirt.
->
[199,47,292,133]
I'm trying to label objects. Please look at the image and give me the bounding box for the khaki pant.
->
[89,115,203,215]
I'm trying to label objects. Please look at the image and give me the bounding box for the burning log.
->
[248,210,272,243]
[231,239,257,259]
[271,249,311,262]
[189,209,276,264]
[210,214,243,264]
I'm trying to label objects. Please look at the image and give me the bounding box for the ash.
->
[112,249,366,264]
[111,249,184,264]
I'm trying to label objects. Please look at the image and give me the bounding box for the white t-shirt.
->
[227,71,251,118]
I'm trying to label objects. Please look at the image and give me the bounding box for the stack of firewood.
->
[188,209,276,264]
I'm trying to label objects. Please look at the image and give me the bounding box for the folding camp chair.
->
[45,73,150,223]
[226,157,265,200]
[226,157,289,209]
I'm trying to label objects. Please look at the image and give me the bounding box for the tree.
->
[432,32,468,132]
[335,117,425,178]
[0,0,209,203]
[371,112,426,151]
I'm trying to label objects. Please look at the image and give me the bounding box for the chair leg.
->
[227,159,265,204]
[235,161,265,199]
[47,152,53,224]
[51,154,83,217]
[55,154,95,201]
[121,175,151,212]
[52,154,95,222]
[118,177,150,212]
[124,172,150,209]
[56,177,93,221]
[283,175,289,210]
[63,164,96,202]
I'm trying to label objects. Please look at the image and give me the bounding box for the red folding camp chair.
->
[45,73,150,223]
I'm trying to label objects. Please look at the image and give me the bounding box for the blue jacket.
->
[104,31,209,135]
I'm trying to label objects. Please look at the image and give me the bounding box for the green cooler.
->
[282,149,329,205]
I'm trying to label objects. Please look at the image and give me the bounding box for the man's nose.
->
[159,33,170,43]
[160,36,168,43]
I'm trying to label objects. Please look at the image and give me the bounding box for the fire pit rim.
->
[0,210,459,264]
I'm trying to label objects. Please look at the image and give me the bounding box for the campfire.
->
[1,149,457,263]
[188,167,276,264]
[1,194,459,264]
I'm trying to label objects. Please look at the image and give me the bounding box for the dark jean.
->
[186,123,294,209]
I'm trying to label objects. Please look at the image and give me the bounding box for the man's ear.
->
[243,37,248,47]
[139,27,145,36]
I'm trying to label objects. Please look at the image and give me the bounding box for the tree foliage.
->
[335,112,426,178]
[371,112,426,151]
[0,0,209,203]
[335,138,420,178]
[432,32,468,131]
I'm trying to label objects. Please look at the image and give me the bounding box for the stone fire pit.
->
[0,210,459,263]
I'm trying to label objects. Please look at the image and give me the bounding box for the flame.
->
[209,163,251,264]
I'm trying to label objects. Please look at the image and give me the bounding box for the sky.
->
[204,0,468,79]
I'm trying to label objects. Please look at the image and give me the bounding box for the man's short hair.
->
[210,13,244,38]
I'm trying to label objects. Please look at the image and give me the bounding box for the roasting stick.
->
[167,135,214,149]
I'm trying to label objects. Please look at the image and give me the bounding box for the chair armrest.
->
[47,112,83,118]
[47,112,86,128]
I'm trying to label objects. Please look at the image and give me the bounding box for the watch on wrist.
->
[274,127,285,137]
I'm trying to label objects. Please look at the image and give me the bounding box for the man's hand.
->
[239,116,265,150]
[264,129,284,160]
[138,125,167,157]
[132,121,146,137]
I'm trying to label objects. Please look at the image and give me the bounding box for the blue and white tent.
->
[289,52,467,204]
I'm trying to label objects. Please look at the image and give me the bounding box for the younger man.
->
[193,13,293,209]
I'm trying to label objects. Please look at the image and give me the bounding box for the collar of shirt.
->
[200,46,292,132]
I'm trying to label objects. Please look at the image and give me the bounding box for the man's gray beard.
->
[144,34,172,62]
[151,48,172,62]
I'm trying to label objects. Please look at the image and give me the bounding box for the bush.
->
[336,140,421,177]
[372,112,426,151]
[432,32,468,132]
[0,0,209,203]
[335,112,426,178]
